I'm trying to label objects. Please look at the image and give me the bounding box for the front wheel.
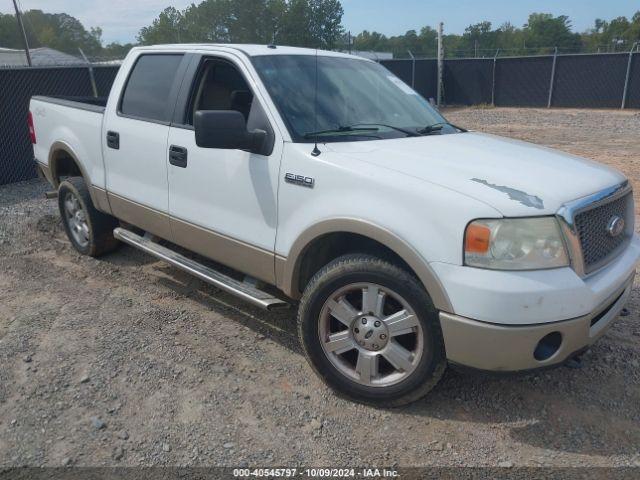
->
[298,254,446,407]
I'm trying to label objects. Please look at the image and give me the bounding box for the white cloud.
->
[1,0,195,43]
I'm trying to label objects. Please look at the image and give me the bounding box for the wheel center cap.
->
[352,316,388,351]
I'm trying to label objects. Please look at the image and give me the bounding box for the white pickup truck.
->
[30,44,638,406]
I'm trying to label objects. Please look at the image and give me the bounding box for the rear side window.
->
[120,54,184,122]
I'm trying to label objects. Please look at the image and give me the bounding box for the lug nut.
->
[354,328,359,333]
[361,318,367,325]
[380,334,386,340]
[372,344,379,350]
[374,320,381,327]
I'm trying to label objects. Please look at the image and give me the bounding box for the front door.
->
[166,55,282,283]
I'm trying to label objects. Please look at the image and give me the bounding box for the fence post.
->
[407,50,416,88]
[621,42,638,109]
[78,48,98,98]
[491,49,500,106]
[437,22,444,107]
[547,47,558,108]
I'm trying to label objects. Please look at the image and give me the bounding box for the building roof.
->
[0,47,85,67]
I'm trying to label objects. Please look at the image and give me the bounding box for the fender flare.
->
[48,141,111,214]
[278,217,453,312]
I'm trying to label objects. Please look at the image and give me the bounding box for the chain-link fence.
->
[0,64,120,185]
[380,49,640,108]
[1,48,639,186]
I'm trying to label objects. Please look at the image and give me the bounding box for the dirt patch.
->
[0,107,639,467]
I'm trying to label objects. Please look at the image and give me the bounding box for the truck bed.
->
[32,95,108,113]
[30,95,108,191]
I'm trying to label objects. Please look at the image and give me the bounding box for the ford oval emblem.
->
[607,215,625,237]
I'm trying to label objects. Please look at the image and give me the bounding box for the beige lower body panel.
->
[35,161,54,185]
[171,218,275,284]
[105,193,275,284]
[89,186,112,214]
[439,273,634,372]
[107,193,173,241]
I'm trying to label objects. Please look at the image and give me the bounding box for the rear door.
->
[103,52,189,240]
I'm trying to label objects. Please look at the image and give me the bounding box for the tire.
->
[58,177,119,257]
[298,254,446,407]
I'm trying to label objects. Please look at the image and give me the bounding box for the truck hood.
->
[324,132,626,216]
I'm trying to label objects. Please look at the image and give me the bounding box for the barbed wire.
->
[0,41,637,68]
[0,50,124,68]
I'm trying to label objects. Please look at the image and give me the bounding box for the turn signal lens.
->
[465,223,491,253]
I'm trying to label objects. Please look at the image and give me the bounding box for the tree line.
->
[0,1,638,61]
[356,12,640,58]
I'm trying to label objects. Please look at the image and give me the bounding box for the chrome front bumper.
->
[439,271,634,372]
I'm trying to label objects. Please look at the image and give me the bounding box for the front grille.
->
[574,191,631,273]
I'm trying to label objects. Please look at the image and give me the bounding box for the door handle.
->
[106,131,119,149]
[169,145,188,168]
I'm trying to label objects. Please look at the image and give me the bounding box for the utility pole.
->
[12,0,32,67]
[437,22,444,107]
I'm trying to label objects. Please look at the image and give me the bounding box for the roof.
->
[134,44,371,61]
[0,47,84,67]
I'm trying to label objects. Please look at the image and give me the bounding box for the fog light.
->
[534,332,562,361]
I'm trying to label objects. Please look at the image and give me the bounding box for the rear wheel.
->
[58,177,119,257]
[298,254,446,407]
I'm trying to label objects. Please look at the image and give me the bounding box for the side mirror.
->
[194,110,266,155]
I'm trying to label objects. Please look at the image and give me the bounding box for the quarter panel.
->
[31,101,104,188]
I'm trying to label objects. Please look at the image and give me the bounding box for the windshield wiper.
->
[350,123,420,137]
[417,122,467,135]
[303,125,379,139]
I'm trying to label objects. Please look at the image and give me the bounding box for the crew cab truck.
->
[30,44,639,406]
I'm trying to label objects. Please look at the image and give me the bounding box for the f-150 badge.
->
[285,173,314,188]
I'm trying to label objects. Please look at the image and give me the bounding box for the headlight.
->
[464,217,569,270]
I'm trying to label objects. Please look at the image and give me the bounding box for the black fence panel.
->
[379,59,412,85]
[552,53,628,108]
[414,59,437,100]
[625,54,640,109]
[0,65,119,185]
[495,56,553,107]
[444,59,492,105]
[93,66,120,97]
[380,59,437,99]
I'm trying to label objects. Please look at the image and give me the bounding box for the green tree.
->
[523,13,581,53]
[137,0,344,48]
[138,7,185,44]
[0,10,102,55]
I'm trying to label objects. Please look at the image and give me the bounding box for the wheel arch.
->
[48,141,111,213]
[278,218,453,312]
[48,141,88,186]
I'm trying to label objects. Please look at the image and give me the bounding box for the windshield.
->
[252,54,455,142]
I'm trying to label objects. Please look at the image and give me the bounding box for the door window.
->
[187,59,254,125]
[120,54,184,122]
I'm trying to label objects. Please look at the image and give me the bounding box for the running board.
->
[113,227,289,311]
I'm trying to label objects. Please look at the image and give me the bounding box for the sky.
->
[1,0,637,44]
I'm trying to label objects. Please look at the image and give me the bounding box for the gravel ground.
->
[0,107,639,468]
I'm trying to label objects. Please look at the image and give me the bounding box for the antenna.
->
[311,47,321,156]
